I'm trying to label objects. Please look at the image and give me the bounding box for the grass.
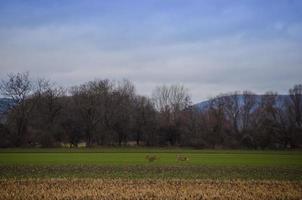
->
[0,148,301,180]
[0,149,301,166]
[1,147,301,154]
[1,148,301,199]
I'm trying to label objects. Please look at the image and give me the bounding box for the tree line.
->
[0,72,301,149]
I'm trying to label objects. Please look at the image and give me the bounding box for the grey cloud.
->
[0,24,301,103]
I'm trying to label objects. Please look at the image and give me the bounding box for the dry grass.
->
[1,165,301,180]
[0,179,301,200]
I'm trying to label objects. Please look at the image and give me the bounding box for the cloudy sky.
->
[0,0,301,102]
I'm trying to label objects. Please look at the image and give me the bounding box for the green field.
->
[0,148,301,180]
[0,150,301,166]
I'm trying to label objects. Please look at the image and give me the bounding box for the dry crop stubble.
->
[0,179,301,200]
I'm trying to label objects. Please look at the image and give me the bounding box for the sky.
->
[0,0,301,102]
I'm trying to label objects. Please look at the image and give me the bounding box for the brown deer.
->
[176,154,189,162]
[145,154,158,162]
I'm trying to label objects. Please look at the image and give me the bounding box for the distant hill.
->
[0,98,13,117]
[194,94,290,111]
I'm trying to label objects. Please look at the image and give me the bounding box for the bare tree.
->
[152,84,191,113]
[133,95,157,145]
[112,79,136,146]
[29,81,66,147]
[0,72,36,146]
[70,80,109,147]
[1,71,301,149]
[223,92,241,134]
[286,84,302,148]
[33,80,65,126]
[241,91,257,131]
[289,84,302,127]
[152,84,191,145]
[252,92,279,149]
[206,95,226,148]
